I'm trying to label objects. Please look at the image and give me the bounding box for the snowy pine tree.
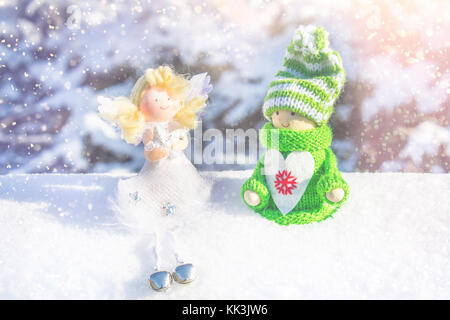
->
[0,0,449,174]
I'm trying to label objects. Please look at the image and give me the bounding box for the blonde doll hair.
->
[100,66,206,144]
[131,66,206,129]
[98,96,145,144]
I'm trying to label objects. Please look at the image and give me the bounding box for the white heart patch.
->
[263,149,315,215]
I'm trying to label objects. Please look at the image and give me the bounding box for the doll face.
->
[271,110,316,130]
[139,87,183,122]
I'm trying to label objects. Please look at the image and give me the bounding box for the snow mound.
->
[0,172,449,299]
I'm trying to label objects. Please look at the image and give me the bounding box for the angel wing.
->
[97,96,120,121]
[97,95,145,145]
[185,73,212,102]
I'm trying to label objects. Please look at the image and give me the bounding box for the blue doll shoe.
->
[172,263,196,284]
[149,270,173,292]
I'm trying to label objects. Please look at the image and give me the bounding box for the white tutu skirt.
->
[116,153,212,270]
[116,154,211,234]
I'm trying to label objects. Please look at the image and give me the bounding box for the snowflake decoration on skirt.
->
[162,202,176,215]
[128,191,141,204]
[274,170,298,195]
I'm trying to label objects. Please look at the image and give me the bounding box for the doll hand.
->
[326,188,345,203]
[145,147,168,162]
[143,129,153,145]
[241,177,269,210]
[243,190,261,207]
[170,134,189,151]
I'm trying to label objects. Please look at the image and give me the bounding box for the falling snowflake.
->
[274,170,298,195]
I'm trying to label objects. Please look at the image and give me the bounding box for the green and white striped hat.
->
[263,25,346,125]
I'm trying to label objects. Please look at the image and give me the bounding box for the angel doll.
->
[98,66,212,292]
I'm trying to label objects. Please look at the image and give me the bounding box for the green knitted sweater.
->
[241,123,349,225]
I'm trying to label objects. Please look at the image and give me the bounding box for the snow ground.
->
[0,172,449,299]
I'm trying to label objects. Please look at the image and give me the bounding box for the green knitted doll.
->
[241,25,349,225]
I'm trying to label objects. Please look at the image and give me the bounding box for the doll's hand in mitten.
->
[326,188,345,203]
[145,147,168,162]
[241,177,269,210]
[170,133,189,151]
[243,190,261,206]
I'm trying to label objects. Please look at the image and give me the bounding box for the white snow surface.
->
[0,171,449,299]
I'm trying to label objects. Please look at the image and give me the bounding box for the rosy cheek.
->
[141,99,159,115]
[141,100,151,113]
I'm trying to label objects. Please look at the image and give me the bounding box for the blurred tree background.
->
[0,0,449,174]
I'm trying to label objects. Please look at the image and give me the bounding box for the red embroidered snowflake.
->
[274,170,298,195]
